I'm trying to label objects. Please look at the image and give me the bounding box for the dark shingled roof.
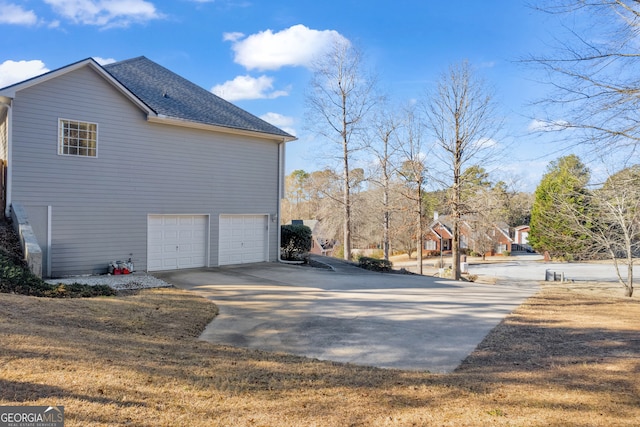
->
[103,56,293,139]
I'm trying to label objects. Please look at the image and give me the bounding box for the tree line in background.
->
[292,0,639,291]
[281,165,533,270]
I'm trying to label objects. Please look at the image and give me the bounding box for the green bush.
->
[358,256,392,272]
[503,251,511,257]
[280,224,312,261]
[0,251,115,298]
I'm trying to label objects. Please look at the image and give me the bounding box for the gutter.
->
[1,99,12,217]
[276,139,285,262]
[148,115,296,144]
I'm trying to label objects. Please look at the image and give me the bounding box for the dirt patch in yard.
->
[1,280,638,426]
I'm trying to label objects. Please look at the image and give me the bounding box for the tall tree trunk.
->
[382,140,390,261]
[451,139,462,280]
[343,138,351,261]
[626,253,634,297]
[383,186,390,260]
[452,213,460,280]
[416,184,423,274]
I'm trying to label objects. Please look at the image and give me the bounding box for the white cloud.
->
[211,75,289,101]
[43,0,163,28]
[226,24,347,71]
[496,159,549,192]
[260,112,296,136]
[479,61,496,69]
[223,31,244,42]
[260,112,292,127]
[0,60,49,88]
[0,2,38,25]
[93,56,117,65]
[474,137,498,148]
[528,119,570,132]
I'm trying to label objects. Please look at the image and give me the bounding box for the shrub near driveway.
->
[280,224,312,261]
[358,256,392,272]
[0,286,639,426]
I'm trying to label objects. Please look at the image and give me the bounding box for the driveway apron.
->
[155,260,538,373]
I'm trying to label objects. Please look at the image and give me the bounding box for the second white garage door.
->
[219,214,268,265]
[147,215,208,271]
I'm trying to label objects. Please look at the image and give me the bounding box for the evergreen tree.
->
[529,155,592,259]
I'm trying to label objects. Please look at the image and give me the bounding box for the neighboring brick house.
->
[486,222,513,255]
[423,217,454,253]
[423,214,514,256]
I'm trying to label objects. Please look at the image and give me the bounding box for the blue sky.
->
[0,0,568,190]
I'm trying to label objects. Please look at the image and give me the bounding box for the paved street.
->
[467,256,623,283]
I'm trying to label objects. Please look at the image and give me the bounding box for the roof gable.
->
[0,58,152,114]
[430,220,453,239]
[103,57,294,141]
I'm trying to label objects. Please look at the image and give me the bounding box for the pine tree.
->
[528,155,592,259]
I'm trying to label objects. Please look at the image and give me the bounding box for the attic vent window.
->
[58,119,98,157]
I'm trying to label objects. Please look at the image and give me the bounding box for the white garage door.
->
[219,214,268,265]
[147,215,208,271]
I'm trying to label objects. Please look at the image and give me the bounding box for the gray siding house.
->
[0,56,295,277]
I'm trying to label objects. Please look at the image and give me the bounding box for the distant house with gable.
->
[423,214,517,256]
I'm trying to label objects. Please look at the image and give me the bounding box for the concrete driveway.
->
[155,258,539,373]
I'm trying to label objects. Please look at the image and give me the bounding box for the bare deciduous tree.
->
[464,178,506,259]
[528,0,640,159]
[367,104,402,260]
[423,61,503,280]
[389,183,419,259]
[396,105,429,274]
[306,169,343,241]
[305,37,379,260]
[593,167,640,297]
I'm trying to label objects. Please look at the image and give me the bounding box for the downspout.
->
[1,100,12,218]
[277,139,285,262]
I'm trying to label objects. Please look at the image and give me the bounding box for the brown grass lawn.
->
[1,284,639,426]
